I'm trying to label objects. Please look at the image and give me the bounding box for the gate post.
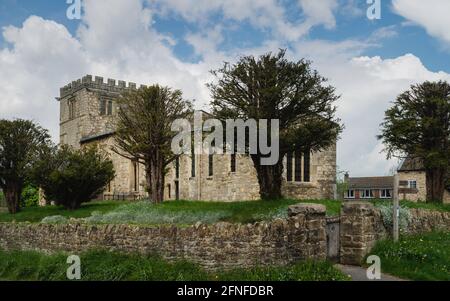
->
[287,203,327,261]
[340,202,378,265]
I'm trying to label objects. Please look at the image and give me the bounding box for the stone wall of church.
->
[89,137,147,198]
[164,153,261,202]
[282,144,336,200]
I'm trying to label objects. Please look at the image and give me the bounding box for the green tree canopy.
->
[0,119,51,214]
[379,81,450,203]
[208,50,343,199]
[31,145,115,210]
[113,85,193,203]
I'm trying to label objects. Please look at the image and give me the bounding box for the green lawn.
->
[0,249,349,281]
[0,199,341,224]
[367,231,450,281]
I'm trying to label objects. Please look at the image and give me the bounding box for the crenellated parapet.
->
[59,75,147,99]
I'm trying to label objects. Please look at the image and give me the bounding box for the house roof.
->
[347,176,394,189]
[398,157,425,172]
[80,130,115,144]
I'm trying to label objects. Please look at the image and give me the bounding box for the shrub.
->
[21,185,39,208]
[251,206,288,221]
[83,201,231,225]
[41,215,68,224]
[375,203,412,232]
[32,145,115,210]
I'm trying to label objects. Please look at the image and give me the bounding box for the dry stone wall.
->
[407,208,450,233]
[1,201,448,268]
[340,202,450,265]
[0,204,327,270]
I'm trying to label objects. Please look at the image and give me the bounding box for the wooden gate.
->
[326,216,340,262]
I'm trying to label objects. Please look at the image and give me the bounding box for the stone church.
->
[58,75,337,201]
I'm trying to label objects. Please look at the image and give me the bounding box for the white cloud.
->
[0,0,216,139]
[340,0,365,17]
[294,43,450,176]
[392,0,450,44]
[0,16,89,139]
[298,0,338,29]
[150,0,339,41]
[368,25,398,41]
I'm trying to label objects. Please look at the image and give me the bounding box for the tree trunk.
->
[5,181,22,214]
[251,155,283,200]
[425,168,446,203]
[65,199,81,211]
[149,153,165,204]
[144,161,152,201]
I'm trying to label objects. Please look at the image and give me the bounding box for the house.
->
[57,75,337,202]
[343,173,394,200]
[397,157,450,203]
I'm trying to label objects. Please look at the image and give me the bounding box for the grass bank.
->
[81,199,342,225]
[0,201,123,223]
[0,199,341,224]
[0,249,349,281]
[367,231,450,281]
[1,198,446,225]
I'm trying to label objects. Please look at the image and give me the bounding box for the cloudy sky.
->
[1,0,450,177]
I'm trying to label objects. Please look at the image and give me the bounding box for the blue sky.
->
[1,0,449,177]
[1,0,449,72]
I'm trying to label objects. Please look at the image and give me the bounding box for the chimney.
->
[344,172,349,182]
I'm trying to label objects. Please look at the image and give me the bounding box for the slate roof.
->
[398,157,425,172]
[347,176,394,189]
[80,130,115,144]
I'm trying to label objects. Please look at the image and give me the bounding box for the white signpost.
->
[393,174,399,242]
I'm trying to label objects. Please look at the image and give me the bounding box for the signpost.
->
[393,174,399,242]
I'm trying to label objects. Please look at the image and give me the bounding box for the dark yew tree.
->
[31,145,115,210]
[208,50,343,200]
[0,119,51,214]
[379,81,450,203]
[113,85,193,204]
